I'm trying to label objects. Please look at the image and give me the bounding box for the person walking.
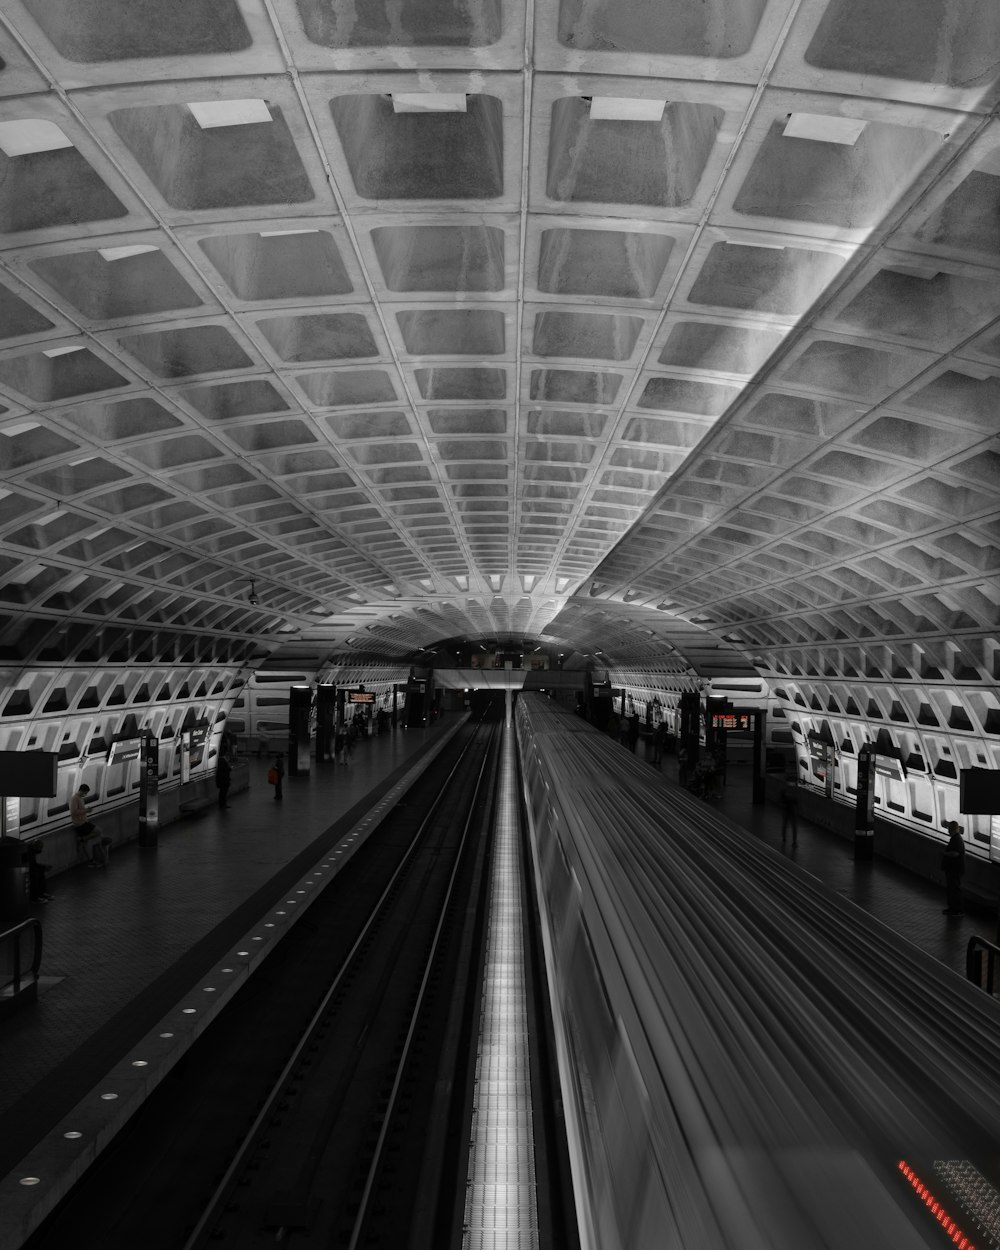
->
[780,776,799,846]
[268,755,284,801]
[941,820,966,916]
[215,754,231,809]
[70,783,110,867]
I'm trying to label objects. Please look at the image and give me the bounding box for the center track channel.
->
[24,715,503,1250]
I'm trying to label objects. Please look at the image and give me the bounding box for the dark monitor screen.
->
[0,750,57,797]
[960,768,1000,815]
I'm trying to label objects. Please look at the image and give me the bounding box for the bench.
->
[178,794,217,818]
[76,829,112,866]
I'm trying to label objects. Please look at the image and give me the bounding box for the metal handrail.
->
[0,917,43,996]
[966,935,1000,995]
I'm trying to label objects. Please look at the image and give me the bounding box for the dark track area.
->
[22,714,502,1250]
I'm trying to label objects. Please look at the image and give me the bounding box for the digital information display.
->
[349,691,375,704]
[711,711,753,731]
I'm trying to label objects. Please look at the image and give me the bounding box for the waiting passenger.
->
[215,754,231,809]
[652,723,666,766]
[70,783,110,867]
[267,756,284,801]
[626,716,639,753]
[27,842,53,902]
[941,820,965,916]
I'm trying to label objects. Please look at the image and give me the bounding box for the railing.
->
[0,916,43,1015]
[966,935,1000,995]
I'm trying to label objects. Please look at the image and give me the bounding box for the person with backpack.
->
[267,755,284,801]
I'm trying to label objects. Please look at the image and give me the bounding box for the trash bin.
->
[0,837,30,928]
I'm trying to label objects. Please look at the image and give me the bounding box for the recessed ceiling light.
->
[589,97,665,122]
[727,238,785,250]
[884,263,940,279]
[187,99,272,129]
[97,244,159,262]
[392,93,467,114]
[0,119,73,157]
[783,112,867,146]
[42,345,85,357]
[259,228,320,237]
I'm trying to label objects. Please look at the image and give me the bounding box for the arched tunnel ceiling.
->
[0,1,998,676]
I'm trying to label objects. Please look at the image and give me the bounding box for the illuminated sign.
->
[711,709,754,731]
[107,737,143,765]
[349,692,375,704]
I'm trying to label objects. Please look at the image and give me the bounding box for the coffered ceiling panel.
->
[0,0,995,681]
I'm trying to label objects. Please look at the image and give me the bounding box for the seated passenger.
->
[70,783,110,868]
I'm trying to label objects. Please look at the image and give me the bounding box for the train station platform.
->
[646,742,997,978]
[0,721,462,1249]
[0,713,994,1248]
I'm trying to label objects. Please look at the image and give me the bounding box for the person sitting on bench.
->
[70,783,110,868]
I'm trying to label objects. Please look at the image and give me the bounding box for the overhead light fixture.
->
[589,97,666,122]
[248,579,259,606]
[97,244,159,262]
[391,93,467,114]
[783,112,866,146]
[187,99,272,129]
[0,119,73,157]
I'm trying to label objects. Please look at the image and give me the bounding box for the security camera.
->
[248,579,259,606]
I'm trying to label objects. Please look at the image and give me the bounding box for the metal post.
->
[854,744,876,861]
[752,711,766,805]
[138,729,159,847]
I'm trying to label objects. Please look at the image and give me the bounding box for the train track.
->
[25,715,502,1250]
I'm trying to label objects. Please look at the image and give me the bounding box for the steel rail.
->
[345,719,500,1250]
[181,717,494,1250]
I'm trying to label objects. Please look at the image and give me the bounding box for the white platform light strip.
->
[463,729,539,1250]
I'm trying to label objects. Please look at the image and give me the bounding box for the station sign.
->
[874,754,905,781]
[188,722,209,768]
[808,736,831,762]
[107,736,143,765]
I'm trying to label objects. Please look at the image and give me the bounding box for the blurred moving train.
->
[516,694,1000,1250]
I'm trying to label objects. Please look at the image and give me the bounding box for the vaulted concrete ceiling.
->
[0,1,998,678]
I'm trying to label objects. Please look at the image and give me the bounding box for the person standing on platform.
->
[780,776,799,846]
[268,755,284,801]
[627,715,639,753]
[27,843,53,902]
[215,754,231,809]
[70,783,109,867]
[651,722,666,767]
[941,820,966,916]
